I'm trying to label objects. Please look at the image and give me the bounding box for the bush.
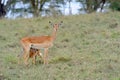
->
[110,1,120,11]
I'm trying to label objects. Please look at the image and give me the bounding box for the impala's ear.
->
[49,21,53,26]
[59,21,63,26]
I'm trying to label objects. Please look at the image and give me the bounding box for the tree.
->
[3,0,28,18]
[30,0,48,17]
[0,0,6,18]
[68,0,72,15]
[44,0,65,17]
[77,0,106,13]
[2,0,118,18]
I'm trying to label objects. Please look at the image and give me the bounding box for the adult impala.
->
[20,21,63,65]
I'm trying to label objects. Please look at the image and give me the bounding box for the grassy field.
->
[0,12,120,80]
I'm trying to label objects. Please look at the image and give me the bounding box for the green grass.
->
[0,12,120,80]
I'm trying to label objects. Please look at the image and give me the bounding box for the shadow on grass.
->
[49,56,72,64]
[15,56,71,67]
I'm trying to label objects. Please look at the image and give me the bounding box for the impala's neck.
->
[51,29,57,41]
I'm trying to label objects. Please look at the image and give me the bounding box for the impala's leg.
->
[21,40,31,66]
[44,48,49,64]
[23,50,29,66]
[22,46,30,66]
[34,49,43,63]
[37,50,43,62]
[33,49,39,64]
[32,55,36,64]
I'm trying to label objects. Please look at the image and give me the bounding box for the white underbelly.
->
[31,43,53,49]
